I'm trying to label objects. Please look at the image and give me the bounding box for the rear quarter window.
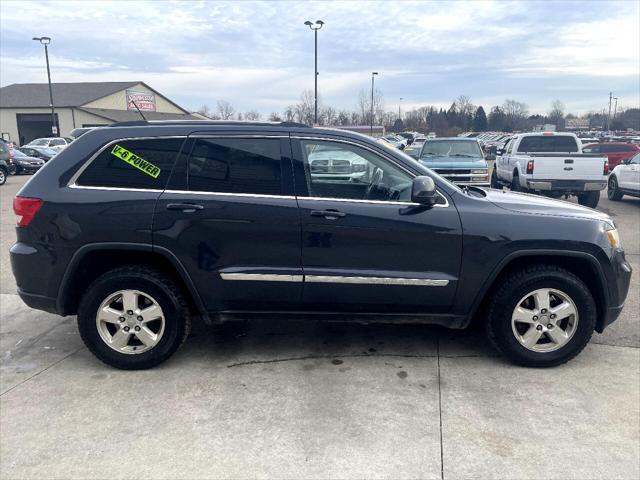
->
[76,138,185,189]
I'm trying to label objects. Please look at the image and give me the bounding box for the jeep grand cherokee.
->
[10,121,632,369]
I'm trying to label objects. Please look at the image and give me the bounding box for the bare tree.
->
[196,104,212,118]
[244,110,262,121]
[216,100,235,120]
[357,88,384,125]
[321,106,337,126]
[502,99,529,130]
[548,100,565,129]
[268,112,282,122]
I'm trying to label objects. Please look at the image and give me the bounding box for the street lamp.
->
[304,20,324,125]
[370,72,378,135]
[399,97,403,120]
[33,36,57,136]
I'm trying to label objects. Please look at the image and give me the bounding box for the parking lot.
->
[1,172,638,479]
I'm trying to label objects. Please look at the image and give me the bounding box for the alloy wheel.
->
[95,289,165,354]
[510,288,578,353]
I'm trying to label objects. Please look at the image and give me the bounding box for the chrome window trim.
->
[189,134,288,139]
[69,184,164,193]
[220,273,302,282]
[67,135,188,188]
[292,135,449,208]
[164,189,296,200]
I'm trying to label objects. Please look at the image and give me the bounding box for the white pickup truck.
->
[491,132,608,208]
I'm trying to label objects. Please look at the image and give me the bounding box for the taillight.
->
[526,160,534,174]
[13,197,43,227]
[603,161,609,175]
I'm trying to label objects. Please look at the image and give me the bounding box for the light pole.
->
[370,72,378,135]
[612,97,619,127]
[398,97,403,120]
[33,36,56,136]
[304,20,324,125]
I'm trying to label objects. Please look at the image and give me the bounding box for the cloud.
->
[0,0,638,115]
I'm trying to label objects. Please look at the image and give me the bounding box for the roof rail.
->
[109,120,310,128]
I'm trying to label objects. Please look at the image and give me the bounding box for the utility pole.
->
[606,92,613,132]
[33,36,56,136]
[370,72,378,136]
[304,20,324,125]
[398,97,403,120]
[612,97,619,128]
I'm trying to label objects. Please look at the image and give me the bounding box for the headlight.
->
[604,223,621,249]
[471,169,487,174]
[351,164,366,173]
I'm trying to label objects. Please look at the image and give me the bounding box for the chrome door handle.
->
[310,209,346,220]
[166,203,204,213]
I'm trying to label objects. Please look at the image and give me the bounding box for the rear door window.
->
[517,136,579,153]
[187,138,284,195]
[76,138,185,189]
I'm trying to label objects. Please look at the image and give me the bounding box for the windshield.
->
[420,140,483,160]
[389,142,464,193]
[12,149,27,158]
[28,138,48,146]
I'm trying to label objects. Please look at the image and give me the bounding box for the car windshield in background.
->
[517,136,579,153]
[12,149,28,158]
[420,141,482,160]
[28,138,48,146]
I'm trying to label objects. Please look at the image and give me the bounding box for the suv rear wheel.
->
[485,265,596,367]
[77,266,191,369]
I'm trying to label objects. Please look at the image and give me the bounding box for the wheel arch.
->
[468,250,608,332]
[57,243,208,320]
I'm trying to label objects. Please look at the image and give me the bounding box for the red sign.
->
[126,90,156,112]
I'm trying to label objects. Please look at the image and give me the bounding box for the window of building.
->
[76,138,185,189]
[187,138,283,195]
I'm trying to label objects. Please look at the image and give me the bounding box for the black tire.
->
[485,265,596,368]
[578,190,600,208]
[511,171,520,192]
[607,176,623,201]
[0,167,6,185]
[490,168,500,188]
[77,266,191,369]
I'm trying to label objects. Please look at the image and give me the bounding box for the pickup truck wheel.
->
[607,176,623,201]
[578,191,600,208]
[77,266,191,370]
[485,265,596,367]
[511,171,521,192]
[490,169,500,188]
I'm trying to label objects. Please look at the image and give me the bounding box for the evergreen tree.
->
[473,106,488,131]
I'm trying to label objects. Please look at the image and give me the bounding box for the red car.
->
[582,142,640,170]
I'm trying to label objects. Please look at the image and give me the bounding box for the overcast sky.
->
[1,0,638,116]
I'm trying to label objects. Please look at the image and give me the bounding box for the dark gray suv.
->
[10,121,632,369]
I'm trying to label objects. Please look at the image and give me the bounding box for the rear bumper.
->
[526,179,607,192]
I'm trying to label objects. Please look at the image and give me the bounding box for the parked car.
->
[582,142,640,170]
[607,152,640,201]
[402,137,427,158]
[11,120,631,369]
[10,148,45,174]
[417,138,489,186]
[25,137,72,152]
[0,140,10,185]
[492,133,608,208]
[18,146,58,162]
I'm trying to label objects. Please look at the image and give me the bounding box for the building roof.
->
[0,82,142,108]
[79,107,201,122]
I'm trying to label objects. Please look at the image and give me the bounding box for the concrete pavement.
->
[1,174,639,479]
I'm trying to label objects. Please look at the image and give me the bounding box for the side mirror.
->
[496,148,505,155]
[411,176,438,206]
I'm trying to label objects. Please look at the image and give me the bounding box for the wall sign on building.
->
[126,90,156,112]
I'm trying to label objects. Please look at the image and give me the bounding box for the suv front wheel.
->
[77,266,191,369]
[485,265,596,367]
